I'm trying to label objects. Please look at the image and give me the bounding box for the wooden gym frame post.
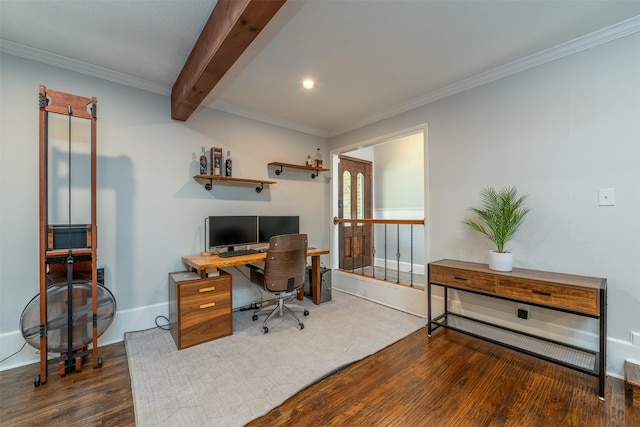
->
[37,86,100,386]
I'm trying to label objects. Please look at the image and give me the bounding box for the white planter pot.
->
[488,250,513,272]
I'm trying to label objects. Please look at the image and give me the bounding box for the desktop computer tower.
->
[304,266,331,303]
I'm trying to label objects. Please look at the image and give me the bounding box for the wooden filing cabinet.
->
[168,270,233,350]
[427,259,607,399]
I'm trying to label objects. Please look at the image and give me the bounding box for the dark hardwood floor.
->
[2,328,638,426]
[250,329,639,426]
[0,342,135,426]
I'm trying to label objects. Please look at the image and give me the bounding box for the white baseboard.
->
[607,337,640,379]
[0,302,168,372]
[0,274,272,373]
[333,270,428,317]
[4,289,637,380]
[373,257,425,276]
[0,286,275,372]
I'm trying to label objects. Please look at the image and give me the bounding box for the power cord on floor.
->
[0,342,26,365]
[238,301,262,311]
[155,315,170,330]
[123,317,171,339]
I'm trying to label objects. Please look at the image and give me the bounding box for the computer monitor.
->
[208,216,258,249]
[258,216,300,243]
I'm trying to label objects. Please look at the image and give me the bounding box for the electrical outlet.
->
[598,188,615,206]
[517,303,529,320]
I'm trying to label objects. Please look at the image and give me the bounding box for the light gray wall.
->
[373,133,425,267]
[373,133,424,211]
[0,53,329,369]
[331,33,640,375]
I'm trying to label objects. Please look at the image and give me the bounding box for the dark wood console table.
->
[427,259,607,399]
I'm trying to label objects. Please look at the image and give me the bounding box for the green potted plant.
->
[463,186,530,271]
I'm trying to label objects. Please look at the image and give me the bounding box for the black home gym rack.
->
[36,86,102,386]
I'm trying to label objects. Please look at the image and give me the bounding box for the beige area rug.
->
[125,290,427,426]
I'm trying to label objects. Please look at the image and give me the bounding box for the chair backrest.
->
[262,234,308,293]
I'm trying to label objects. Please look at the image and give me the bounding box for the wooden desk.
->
[182,248,330,305]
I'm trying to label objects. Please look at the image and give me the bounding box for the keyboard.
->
[218,249,259,258]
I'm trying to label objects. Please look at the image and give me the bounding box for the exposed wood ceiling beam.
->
[171,0,286,121]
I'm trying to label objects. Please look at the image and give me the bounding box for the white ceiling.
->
[2,1,640,137]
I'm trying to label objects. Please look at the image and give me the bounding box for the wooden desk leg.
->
[311,255,321,305]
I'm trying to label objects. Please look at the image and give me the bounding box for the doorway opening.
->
[332,126,428,316]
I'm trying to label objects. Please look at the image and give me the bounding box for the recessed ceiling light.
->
[302,79,315,89]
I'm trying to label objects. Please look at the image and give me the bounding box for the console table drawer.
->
[430,264,497,294]
[498,278,599,316]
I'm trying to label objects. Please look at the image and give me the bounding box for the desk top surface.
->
[183,247,329,270]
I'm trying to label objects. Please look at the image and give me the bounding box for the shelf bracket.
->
[256,183,264,193]
[274,165,284,175]
[205,179,213,191]
[311,169,320,179]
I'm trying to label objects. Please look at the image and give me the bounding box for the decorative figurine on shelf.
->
[306,155,313,167]
[211,147,223,176]
[225,150,232,177]
[199,147,207,175]
[313,148,323,168]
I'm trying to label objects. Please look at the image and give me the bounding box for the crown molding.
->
[2,15,638,138]
[329,15,640,137]
[0,38,326,136]
[0,39,172,96]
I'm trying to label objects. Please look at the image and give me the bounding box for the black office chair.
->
[249,234,309,334]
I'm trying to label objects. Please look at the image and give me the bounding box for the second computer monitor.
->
[258,216,300,243]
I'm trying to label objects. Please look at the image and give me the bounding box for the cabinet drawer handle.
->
[532,290,552,296]
[200,302,216,309]
[454,276,468,281]
[199,286,216,292]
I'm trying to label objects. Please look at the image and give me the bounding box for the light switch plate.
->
[598,188,615,206]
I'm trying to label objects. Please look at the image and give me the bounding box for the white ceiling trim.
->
[329,14,640,137]
[2,15,638,138]
[0,39,172,96]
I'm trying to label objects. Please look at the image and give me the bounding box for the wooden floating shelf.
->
[268,162,328,179]
[194,175,276,193]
